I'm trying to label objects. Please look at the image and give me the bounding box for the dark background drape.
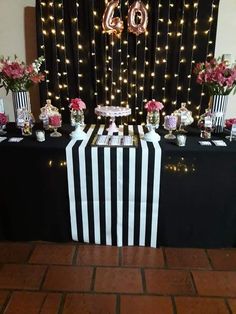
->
[36,0,219,124]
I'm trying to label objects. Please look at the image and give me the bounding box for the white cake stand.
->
[95,106,131,133]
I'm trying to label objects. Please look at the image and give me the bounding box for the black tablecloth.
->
[0,124,72,241]
[158,128,236,248]
[1,124,236,247]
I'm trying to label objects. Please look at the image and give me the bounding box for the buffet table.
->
[1,124,236,248]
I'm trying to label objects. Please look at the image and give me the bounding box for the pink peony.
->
[69,98,86,111]
[145,99,164,112]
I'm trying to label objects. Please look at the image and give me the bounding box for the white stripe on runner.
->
[117,146,123,246]
[66,139,78,240]
[151,141,162,248]
[104,147,112,245]
[128,125,136,246]
[138,125,149,246]
[91,125,104,244]
[79,125,95,243]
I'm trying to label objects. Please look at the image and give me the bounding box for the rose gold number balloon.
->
[127,0,148,36]
[102,0,124,38]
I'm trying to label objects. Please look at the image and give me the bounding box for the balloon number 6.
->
[102,0,148,37]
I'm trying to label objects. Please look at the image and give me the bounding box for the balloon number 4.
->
[102,0,148,38]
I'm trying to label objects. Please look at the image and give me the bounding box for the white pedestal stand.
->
[144,128,160,142]
[94,106,131,133]
[70,125,87,140]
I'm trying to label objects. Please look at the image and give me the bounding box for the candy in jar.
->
[173,102,194,132]
[198,109,214,139]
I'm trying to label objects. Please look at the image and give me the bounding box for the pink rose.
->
[69,98,86,111]
[145,99,164,112]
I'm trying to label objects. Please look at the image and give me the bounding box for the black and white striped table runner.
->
[66,125,162,247]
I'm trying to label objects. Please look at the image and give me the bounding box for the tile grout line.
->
[72,245,78,265]
[1,291,12,314]
[39,265,49,291]
[119,247,122,266]
[116,294,120,314]
[225,298,233,314]
[141,268,147,294]
[58,292,66,314]
[189,271,198,296]
[38,294,48,314]
[90,267,97,291]
[204,249,214,270]
[26,243,36,264]
[162,247,168,269]
[171,296,177,314]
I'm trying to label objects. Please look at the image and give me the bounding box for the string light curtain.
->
[36,0,219,124]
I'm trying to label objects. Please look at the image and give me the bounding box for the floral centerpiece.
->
[194,58,236,96]
[144,99,164,142]
[145,99,164,112]
[194,57,236,132]
[0,55,45,93]
[69,98,87,140]
[0,55,45,121]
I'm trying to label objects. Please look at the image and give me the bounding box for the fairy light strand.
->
[197,0,216,119]
[118,1,123,107]
[173,0,186,107]
[140,1,149,113]
[51,2,60,103]
[152,1,161,100]
[186,1,199,110]
[91,0,98,106]
[110,34,114,106]
[60,1,70,101]
[162,0,171,111]
[76,1,81,93]
[39,0,49,97]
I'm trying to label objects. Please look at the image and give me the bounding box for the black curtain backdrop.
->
[36,0,219,124]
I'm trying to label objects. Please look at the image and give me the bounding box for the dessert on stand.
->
[95,105,131,133]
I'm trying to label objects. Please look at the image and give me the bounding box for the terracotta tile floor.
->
[0,243,235,313]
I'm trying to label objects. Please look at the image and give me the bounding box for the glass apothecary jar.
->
[198,109,214,139]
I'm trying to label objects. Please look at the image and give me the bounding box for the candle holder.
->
[70,109,87,140]
[144,110,161,142]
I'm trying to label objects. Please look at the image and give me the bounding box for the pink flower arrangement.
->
[0,113,8,126]
[194,58,236,95]
[69,98,86,111]
[0,56,45,94]
[145,99,164,112]
[225,118,236,129]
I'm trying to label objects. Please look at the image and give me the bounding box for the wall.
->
[215,0,236,118]
[0,0,236,120]
[0,0,35,121]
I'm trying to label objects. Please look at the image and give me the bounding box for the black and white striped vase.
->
[209,95,228,133]
[12,91,31,122]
